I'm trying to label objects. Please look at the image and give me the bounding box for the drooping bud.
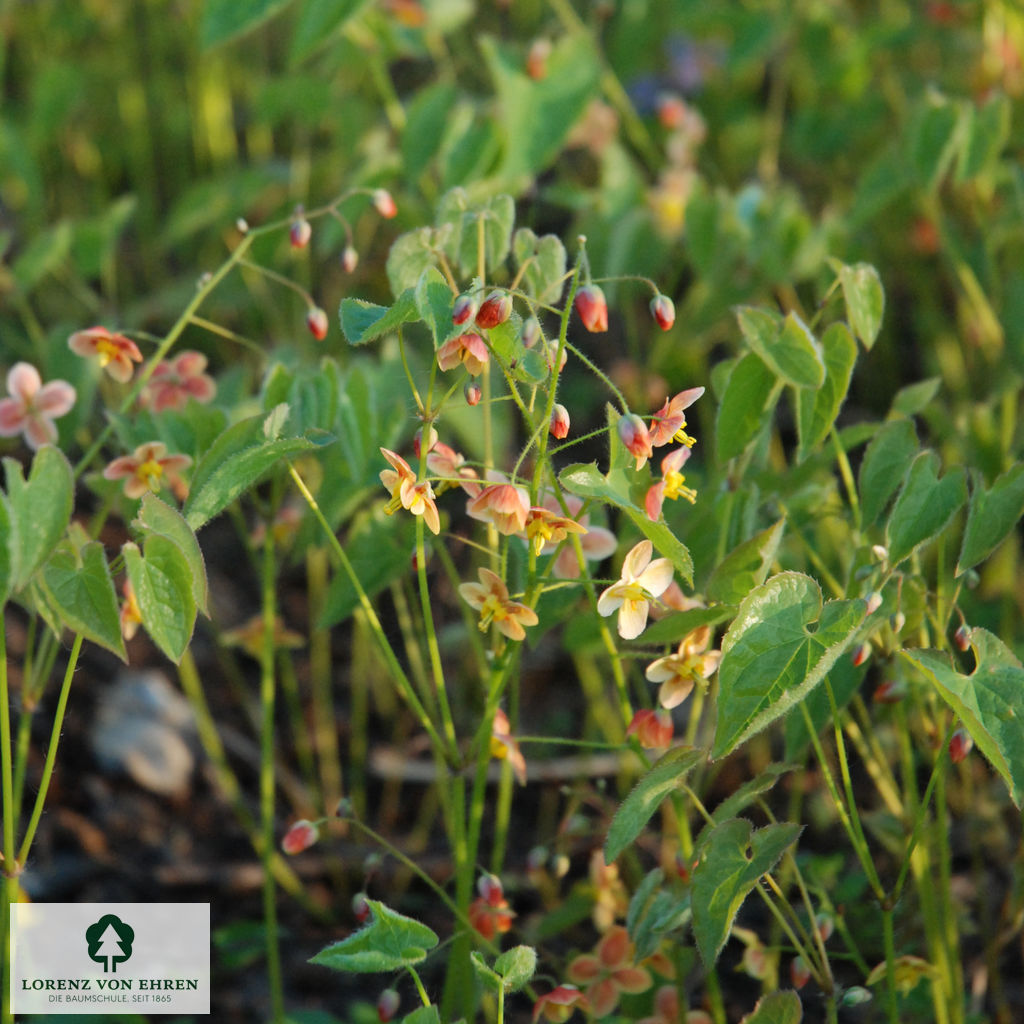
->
[235,217,250,234]
[865,591,883,615]
[954,624,971,651]
[290,217,312,249]
[372,188,398,219]
[851,642,871,668]
[477,873,505,906]
[890,610,906,634]
[549,403,570,440]
[949,726,973,764]
[452,292,479,325]
[574,284,608,332]
[526,37,551,80]
[521,316,542,349]
[815,912,835,942]
[475,289,513,329]
[873,678,906,704]
[306,307,329,341]
[840,987,872,1008]
[465,382,482,406]
[342,245,359,273]
[377,989,401,1024]
[282,819,319,855]
[626,708,673,749]
[617,412,653,469]
[413,425,438,459]
[334,796,352,818]
[790,955,811,990]
[352,891,371,923]
[649,293,676,331]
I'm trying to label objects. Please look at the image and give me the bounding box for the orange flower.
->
[467,873,515,941]
[459,568,538,641]
[626,709,673,750]
[68,326,143,383]
[467,481,531,535]
[379,448,440,535]
[437,332,489,376]
[491,708,527,785]
[426,440,480,497]
[648,387,703,448]
[103,442,192,500]
[523,506,588,557]
[533,986,588,1024]
[142,351,216,411]
[566,926,652,1018]
[645,625,721,709]
[0,362,76,450]
[645,447,697,521]
[617,413,654,470]
[119,580,143,640]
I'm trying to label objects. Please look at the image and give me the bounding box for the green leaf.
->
[691,819,802,964]
[318,512,417,629]
[11,220,73,293]
[493,945,537,992]
[5,447,74,592]
[715,352,778,463]
[402,81,457,177]
[957,94,1011,181]
[289,0,367,62]
[448,193,515,279]
[891,377,940,417]
[414,266,455,347]
[833,261,885,351]
[134,493,209,616]
[470,951,502,988]
[706,520,785,606]
[957,465,1024,575]
[386,228,439,297]
[201,0,291,47]
[559,463,693,584]
[795,322,857,460]
[736,308,823,389]
[904,629,1024,807]
[39,541,125,660]
[639,606,735,647]
[740,990,803,1024]
[886,451,967,566]
[626,868,692,960]
[513,228,567,305]
[339,290,419,346]
[858,419,919,526]
[400,1008,441,1024]
[698,764,796,845]
[123,537,197,663]
[309,900,438,973]
[184,412,321,530]
[604,747,705,863]
[713,573,867,759]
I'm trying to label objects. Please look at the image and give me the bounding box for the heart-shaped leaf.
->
[309,900,438,973]
[886,451,966,566]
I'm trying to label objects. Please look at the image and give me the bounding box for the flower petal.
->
[35,380,76,418]
[7,362,41,402]
[621,540,653,581]
[617,598,650,639]
[637,557,674,598]
[23,415,58,450]
[0,398,27,435]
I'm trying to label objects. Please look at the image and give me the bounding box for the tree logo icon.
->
[86,914,135,973]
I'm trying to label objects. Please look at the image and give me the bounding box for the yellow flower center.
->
[663,470,697,504]
[95,337,121,367]
[478,593,509,631]
[137,458,165,491]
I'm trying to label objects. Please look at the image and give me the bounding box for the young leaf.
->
[691,819,802,964]
[415,266,456,347]
[795,322,857,460]
[493,945,538,992]
[604,747,705,862]
[886,451,967,566]
[309,899,438,973]
[39,541,125,660]
[957,464,1024,576]
[201,0,290,48]
[5,447,74,593]
[696,764,797,847]
[740,990,803,1024]
[904,629,1024,807]
[339,291,419,346]
[833,261,885,350]
[123,537,197,664]
[858,418,919,526]
[713,573,868,759]
[386,229,439,297]
[736,307,823,389]
[891,377,940,417]
[706,519,785,606]
[626,868,691,960]
[956,93,1011,181]
[715,352,778,463]
[134,493,209,616]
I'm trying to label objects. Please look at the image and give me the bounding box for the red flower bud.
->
[626,708,673,749]
[790,955,811,989]
[549,403,570,439]
[306,307,329,341]
[574,284,608,332]
[452,292,479,325]
[290,217,312,249]
[477,873,505,906]
[373,188,397,219]
[352,891,371,923]
[342,246,359,272]
[282,819,319,855]
[465,382,482,406]
[649,294,675,331]
[851,642,871,668]
[873,678,906,704]
[949,726,973,764]
[475,289,513,329]
[954,624,971,651]
[377,989,400,1023]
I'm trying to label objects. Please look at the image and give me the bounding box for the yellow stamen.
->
[664,471,698,504]
[137,459,165,492]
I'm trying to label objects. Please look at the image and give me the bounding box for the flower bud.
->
[790,955,811,989]
[865,591,883,614]
[649,293,676,331]
[521,316,542,349]
[452,292,479,325]
[306,307,329,341]
[413,425,438,458]
[290,217,312,249]
[871,544,889,562]
[377,989,401,1023]
[352,891,371,923]
[282,819,319,855]
[373,188,397,219]
[549,403,570,440]
[815,912,834,942]
[475,289,513,329]
[527,846,548,874]
[840,987,872,1008]
[890,610,906,634]
[235,217,250,234]
[477,872,505,906]
[552,853,571,879]
[526,37,551,80]
[574,284,608,332]
[873,678,906,704]
[851,642,871,668]
[949,726,973,764]
[334,796,353,818]
[342,245,359,272]
[465,382,482,406]
[617,412,653,468]
[626,708,673,749]
[954,624,971,651]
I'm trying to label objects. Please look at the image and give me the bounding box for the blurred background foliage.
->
[1,0,1021,532]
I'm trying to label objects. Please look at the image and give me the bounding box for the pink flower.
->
[648,387,704,448]
[533,985,588,1024]
[949,726,973,764]
[645,447,696,520]
[452,292,480,325]
[426,440,480,497]
[491,708,527,785]
[638,985,712,1024]
[281,819,319,854]
[467,481,531,535]
[467,873,515,940]
[68,326,143,383]
[379,448,440,535]
[626,709,673,749]
[574,284,608,332]
[103,442,192,500]
[597,540,674,639]
[566,926,652,1018]
[540,494,617,579]
[618,413,654,470]
[0,362,76,449]
[523,506,587,557]
[645,625,721,709]
[459,568,538,641]
[437,332,489,376]
[142,351,216,412]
